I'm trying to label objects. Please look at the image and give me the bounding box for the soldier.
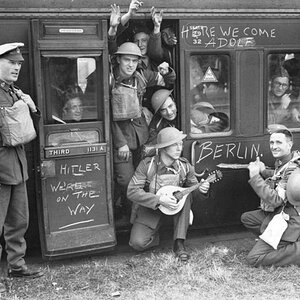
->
[127,127,210,262]
[241,128,300,266]
[0,42,43,292]
[246,162,300,267]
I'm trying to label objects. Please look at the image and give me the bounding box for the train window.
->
[47,130,100,147]
[43,56,100,124]
[189,54,230,134]
[267,53,300,129]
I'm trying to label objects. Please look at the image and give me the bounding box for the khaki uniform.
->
[241,152,300,235]
[127,156,207,251]
[241,152,300,266]
[111,65,176,192]
[0,80,38,269]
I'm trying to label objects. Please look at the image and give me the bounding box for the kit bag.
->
[0,100,36,146]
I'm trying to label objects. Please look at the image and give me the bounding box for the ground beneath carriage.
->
[0,228,259,299]
[2,227,300,299]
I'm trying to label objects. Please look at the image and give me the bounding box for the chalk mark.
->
[59,219,94,230]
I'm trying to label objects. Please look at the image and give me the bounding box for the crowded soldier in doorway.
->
[127,127,210,262]
[241,128,300,266]
[108,6,176,222]
[148,6,177,66]
[109,2,176,114]
[142,88,178,157]
[108,1,155,72]
[0,43,43,293]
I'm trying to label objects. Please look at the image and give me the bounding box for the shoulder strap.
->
[147,156,156,178]
[275,155,300,178]
[178,160,188,177]
[109,56,115,88]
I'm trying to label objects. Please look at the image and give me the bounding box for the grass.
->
[1,235,300,300]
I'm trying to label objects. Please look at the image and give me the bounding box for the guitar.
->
[157,170,223,215]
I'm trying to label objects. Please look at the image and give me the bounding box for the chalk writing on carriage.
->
[181,24,276,48]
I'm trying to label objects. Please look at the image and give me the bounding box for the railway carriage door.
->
[31,20,116,259]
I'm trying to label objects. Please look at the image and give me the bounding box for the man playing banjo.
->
[127,127,211,262]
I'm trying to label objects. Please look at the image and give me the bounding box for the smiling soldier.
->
[241,128,300,266]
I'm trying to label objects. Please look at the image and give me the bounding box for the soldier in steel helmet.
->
[0,42,43,291]
[142,89,177,157]
[148,89,177,143]
[108,6,176,221]
[127,127,210,262]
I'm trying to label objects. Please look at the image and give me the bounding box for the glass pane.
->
[43,57,99,124]
[267,53,300,129]
[189,54,230,134]
[47,130,100,147]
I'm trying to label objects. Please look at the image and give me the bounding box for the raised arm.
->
[121,0,143,26]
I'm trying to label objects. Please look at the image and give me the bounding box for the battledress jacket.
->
[127,156,207,229]
[248,151,300,212]
[0,80,40,185]
[250,153,300,243]
[111,67,176,150]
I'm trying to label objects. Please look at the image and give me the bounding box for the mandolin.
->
[158,170,223,215]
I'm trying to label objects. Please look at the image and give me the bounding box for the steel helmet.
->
[115,42,142,58]
[287,167,300,206]
[151,89,173,114]
[155,127,186,149]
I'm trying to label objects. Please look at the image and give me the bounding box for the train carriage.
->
[0,0,300,259]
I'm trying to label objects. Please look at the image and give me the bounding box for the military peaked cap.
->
[0,42,24,61]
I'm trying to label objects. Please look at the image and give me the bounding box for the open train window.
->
[189,54,230,135]
[42,56,101,124]
[267,53,300,129]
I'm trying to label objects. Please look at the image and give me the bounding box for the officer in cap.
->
[108,5,176,223]
[127,127,210,262]
[0,42,43,288]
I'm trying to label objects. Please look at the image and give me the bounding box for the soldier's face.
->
[161,27,176,46]
[133,32,149,56]
[163,141,183,161]
[272,76,289,97]
[117,55,139,78]
[269,133,292,159]
[0,58,22,84]
[159,97,177,121]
